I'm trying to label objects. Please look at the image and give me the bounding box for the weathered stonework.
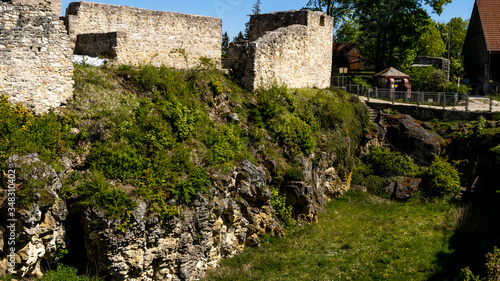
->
[65,1,222,69]
[224,11,333,90]
[412,56,450,78]
[0,0,74,113]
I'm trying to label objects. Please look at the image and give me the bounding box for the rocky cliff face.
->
[1,155,349,280]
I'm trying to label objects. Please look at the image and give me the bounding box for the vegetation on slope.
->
[0,61,369,221]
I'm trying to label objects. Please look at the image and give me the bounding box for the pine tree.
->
[252,0,262,15]
[221,32,229,57]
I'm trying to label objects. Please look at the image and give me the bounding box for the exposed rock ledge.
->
[0,155,350,280]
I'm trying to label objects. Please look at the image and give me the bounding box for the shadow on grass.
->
[430,189,500,280]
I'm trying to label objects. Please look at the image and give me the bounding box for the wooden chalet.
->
[332,43,363,73]
[463,0,500,94]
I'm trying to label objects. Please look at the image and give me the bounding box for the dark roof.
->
[477,0,500,51]
[332,43,359,54]
[373,67,410,78]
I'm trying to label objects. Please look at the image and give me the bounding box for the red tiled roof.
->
[477,0,500,51]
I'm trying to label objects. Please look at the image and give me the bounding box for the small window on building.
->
[320,16,325,27]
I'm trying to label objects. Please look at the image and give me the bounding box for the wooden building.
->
[332,43,363,73]
[463,0,500,94]
[373,67,411,91]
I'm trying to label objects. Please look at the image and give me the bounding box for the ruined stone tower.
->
[0,0,74,113]
[224,10,334,90]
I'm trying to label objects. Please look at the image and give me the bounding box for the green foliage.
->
[420,156,460,198]
[272,113,316,159]
[409,67,447,92]
[440,82,472,94]
[460,247,500,281]
[250,84,292,125]
[210,77,223,95]
[270,186,294,227]
[351,162,390,196]
[285,167,304,181]
[364,147,418,177]
[37,264,101,281]
[0,96,76,171]
[87,142,145,180]
[161,100,199,140]
[205,193,457,280]
[75,172,137,218]
[476,116,487,135]
[53,245,68,264]
[350,76,371,88]
[205,124,246,165]
[417,20,446,57]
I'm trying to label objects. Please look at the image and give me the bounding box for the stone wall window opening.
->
[320,16,325,27]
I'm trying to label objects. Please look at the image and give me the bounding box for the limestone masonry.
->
[0,1,335,113]
[65,1,222,69]
[224,11,334,90]
[0,0,74,113]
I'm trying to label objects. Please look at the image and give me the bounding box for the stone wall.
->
[0,0,74,113]
[412,56,450,77]
[224,11,333,90]
[65,1,222,69]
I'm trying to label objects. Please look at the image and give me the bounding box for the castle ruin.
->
[65,1,222,69]
[0,1,335,113]
[0,0,74,113]
[224,10,334,90]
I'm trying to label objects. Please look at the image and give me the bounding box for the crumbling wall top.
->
[12,0,61,15]
[248,10,332,42]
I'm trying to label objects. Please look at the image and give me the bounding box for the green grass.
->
[204,191,457,281]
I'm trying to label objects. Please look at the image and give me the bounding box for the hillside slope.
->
[0,63,370,280]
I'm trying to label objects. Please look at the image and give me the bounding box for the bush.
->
[351,162,390,196]
[364,147,418,177]
[75,172,137,218]
[270,187,294,227]
[87,142,145,180]
[205,124,246,165]
[420,156,460,198]
[273,114,316,159]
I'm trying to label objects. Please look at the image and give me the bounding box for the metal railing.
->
[339,83,471,111]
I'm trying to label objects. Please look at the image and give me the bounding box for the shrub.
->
[364,147,418,177]
[161,100,199,140]
[270,187,294,227]
[272,113,316,159]
[75,172,137,218]
[205,124,246,165]
[285,167,304,181]
[87,142,145,180]
[420,156,460,198]
[0,96,76,171]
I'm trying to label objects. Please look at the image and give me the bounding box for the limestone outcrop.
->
[382,114,441,165]
[1,156,349,280]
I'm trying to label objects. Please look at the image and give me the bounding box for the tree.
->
[416,20,446,57]
[334,19,361,43]
[353,0,451,71]
[252,0,262,15]
[232,31,245,43]
[221,32,229,57]
[304,0,353,28]
[438,17,469,59]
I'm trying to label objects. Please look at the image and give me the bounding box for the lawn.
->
[204,191,457,281]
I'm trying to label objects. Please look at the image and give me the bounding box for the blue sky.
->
[61,0,475,39]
